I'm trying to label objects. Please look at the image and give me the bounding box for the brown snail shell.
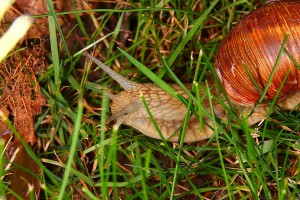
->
[214,0,300,106]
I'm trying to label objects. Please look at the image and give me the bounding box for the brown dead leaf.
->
[9,145,41,200]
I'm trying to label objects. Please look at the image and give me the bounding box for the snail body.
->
[84,53,218,142]
[84,0,300,142]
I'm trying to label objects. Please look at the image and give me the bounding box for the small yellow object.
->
[0,0,13,20]
[0,0,33,61]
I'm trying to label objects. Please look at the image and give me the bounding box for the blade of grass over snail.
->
[284,48,300,71]
[170,95,197,197]
[140,94,170,143]
[117,48,187,103]
[155,39,193,102]
[263,71,291,132]
[256,34,289,106]
[83,52,138,91]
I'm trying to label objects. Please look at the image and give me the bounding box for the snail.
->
[83,0,300,143]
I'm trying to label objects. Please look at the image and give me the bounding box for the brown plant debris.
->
[0,42,46,146]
